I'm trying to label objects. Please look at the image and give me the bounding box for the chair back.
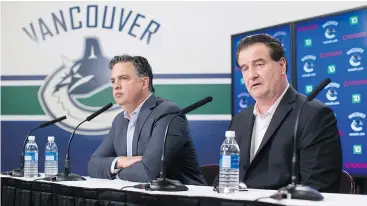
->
[339,170,356,194]
[200,164,219,186]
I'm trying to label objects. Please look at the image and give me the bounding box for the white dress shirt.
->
[250,83,289,162]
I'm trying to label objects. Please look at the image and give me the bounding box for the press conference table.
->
[1,174,367,206]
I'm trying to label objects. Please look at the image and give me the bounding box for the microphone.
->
[86,103,113,121]
[50,103,113,182]
[9,116,67,177]
[146,96,213,191]
[181,96,213,114]
[272,78,331,201]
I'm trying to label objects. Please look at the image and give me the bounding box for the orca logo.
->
[273,31,286,49]
[352,119,363,132]
[324,82,340,105]
[238,92,250,109]
[347,48,364,72]
[325,27,336,39]
[301,55,316,77]
[348,112,366,136]
[322,21,338,44]
[38,37,120,135]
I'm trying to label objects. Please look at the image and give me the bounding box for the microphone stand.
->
[145,96,213,191]
[10,127,41,177]
[148,113,188,191]
[42,103,112,181]
[8,115,67,177]
[44,121,87,181]
[271,78,331,201]
[272,101,323,201]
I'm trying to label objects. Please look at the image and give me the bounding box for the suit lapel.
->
[119,117,129,156]
[251,86,296,162]
[131,95,158,156]
[238,107,255,180]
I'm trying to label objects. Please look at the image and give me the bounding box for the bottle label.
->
[220,154,240,169]
[45,152,58,161]
[24,152,38,162]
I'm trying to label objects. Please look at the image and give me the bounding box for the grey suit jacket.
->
[88,94,207,186]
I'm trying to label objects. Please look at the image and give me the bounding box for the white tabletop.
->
[2,174,366,206]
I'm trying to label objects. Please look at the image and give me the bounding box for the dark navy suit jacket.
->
[214,86,342,193]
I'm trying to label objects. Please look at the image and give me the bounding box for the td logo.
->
[305,85,313,94]
[352,94,361,104]
[353,145,362,154]
[328,65,336,74]
[350,16,358,25]
[304,38,312,47]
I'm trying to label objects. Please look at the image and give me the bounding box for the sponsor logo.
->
[240,78,245,85]
[297,24,318,32]
[346,48,364,72]
[322,21,338,44]
[342,32,367,40]
[353,145,362,154]
[305,84,313,94]
[273,31,287,49]
[304,38,312,47]
[345,162,367,169]
[348,112,365,136]
[238,92,250,109]
[344,79,367,87]
[352,94,361,104]
[320,50,342,59]
[350,16,359,25]
[327,65,336,74]
[301,55,316,77]
[325,82,340,106]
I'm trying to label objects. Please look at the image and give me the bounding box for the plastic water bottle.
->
[24,136,38,178]
[44,136,58,177]
[219,131,240,193]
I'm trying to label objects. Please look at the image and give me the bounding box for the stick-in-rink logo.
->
[322,21,338,44]
[348,112,365,136]
[346,48,364,72]
[301,55,316,77]
[324,82,340,106]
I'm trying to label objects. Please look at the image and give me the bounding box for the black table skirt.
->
[1,177,280,206]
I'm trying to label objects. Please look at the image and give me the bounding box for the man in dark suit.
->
[88,54,206,186]
[215,34,342,192]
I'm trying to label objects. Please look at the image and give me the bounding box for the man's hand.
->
[116,156,142,169]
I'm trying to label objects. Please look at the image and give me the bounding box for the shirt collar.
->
[253,83,289,118]
[124,93,153,120]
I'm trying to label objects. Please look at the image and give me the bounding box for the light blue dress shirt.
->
[110,93,153,175]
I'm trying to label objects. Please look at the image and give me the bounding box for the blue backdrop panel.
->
[295,7,367,175]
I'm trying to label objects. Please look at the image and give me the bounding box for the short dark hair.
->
[108,54,155,93]
[236,33,287,72]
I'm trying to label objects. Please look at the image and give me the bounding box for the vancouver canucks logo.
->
[38,37,120,135]
[238,92,250,109]
[348,112,366,136]
[324,82,340,106]
[273,31,286,49]
[346,48,364,72]
[322,21,338,44]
